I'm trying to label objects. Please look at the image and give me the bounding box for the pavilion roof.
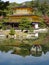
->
[12,5,32,9]
[7,14,41,17]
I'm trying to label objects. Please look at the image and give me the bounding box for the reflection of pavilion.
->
[0,44,49,57]
[11,45,42,57]
[31,45,42,57]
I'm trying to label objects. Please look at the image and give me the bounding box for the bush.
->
[2,25,7,30]
[9,28,15,35]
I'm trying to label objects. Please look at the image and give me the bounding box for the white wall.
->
[35,23,39,29]
[35,33,38,38]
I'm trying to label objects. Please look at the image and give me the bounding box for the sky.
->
[2,0,32,3]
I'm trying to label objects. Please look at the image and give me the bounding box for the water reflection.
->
[0,44,49,57]
[12,47,30,57]
[31,45,42,57]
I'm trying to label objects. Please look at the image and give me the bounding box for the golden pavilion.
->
[5,5,41,29]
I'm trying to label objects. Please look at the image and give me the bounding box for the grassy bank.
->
[0,32,49,47]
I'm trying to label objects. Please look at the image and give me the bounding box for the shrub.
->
[9,28,15,35]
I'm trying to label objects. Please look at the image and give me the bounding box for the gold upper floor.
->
[4,6,42,23]
[12,6,34,15]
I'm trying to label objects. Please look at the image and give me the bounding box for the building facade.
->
[5,6,42,29]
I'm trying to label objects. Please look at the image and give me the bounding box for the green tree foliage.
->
[2,24,7,30]
[39,21,46,28]
[30,0,42,15]
[9,28,15,35]
[7,2,19,15]
[30,0,49,16]
[35,0,40,8]
[0,22,2,29]
[19,18,32,31]
[40,1,49,15]
[30,0,35,7]
[0,0,9,16]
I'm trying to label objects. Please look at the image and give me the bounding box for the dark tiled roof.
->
[8,14,41,17]
[13,5,32,9]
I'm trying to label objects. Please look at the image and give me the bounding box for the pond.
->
[0,44,49,65]
[0,32,49,65]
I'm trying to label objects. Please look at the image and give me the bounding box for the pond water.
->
[0,44,49,65]
[0,32,49,65]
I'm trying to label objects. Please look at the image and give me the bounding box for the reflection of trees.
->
[12,45,42,57]
[12,47,30,57]
[0,46,12,52]
[11,45,42,57]
[42,45,49,54]
[0,44,49,57]
[12,44,31,57]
